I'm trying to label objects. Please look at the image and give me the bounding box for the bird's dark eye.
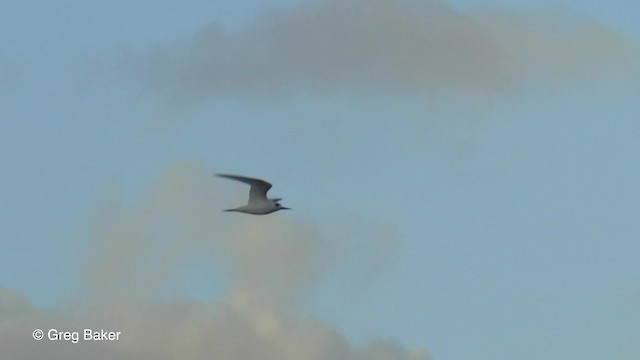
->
[276,203,280,207]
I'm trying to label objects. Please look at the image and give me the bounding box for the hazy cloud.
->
[0,299,429,360]
[0,288,33,317]
[0,161,425,359]
[122,0,639,108]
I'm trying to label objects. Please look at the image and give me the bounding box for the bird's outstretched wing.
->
[216,174,272,204]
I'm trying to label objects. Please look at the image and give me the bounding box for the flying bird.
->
[216,174,291,215]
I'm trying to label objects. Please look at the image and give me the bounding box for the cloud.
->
[0,160,426,359]
[0,299,429,360]
[121,0,639,108]
[83,161,234,303]
[0,288,33,317]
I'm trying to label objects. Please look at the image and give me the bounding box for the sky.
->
[1,0,639,359]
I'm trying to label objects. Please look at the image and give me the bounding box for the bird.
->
[216,174,291,215]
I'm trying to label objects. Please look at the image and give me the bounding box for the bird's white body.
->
[225,201,282,215]
[217,174,290,215]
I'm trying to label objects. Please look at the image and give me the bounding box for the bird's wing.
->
[216,174,272,204]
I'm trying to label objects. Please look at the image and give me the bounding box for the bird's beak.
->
[280,206,291,210]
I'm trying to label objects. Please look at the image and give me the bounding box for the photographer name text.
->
[33,328,121,343]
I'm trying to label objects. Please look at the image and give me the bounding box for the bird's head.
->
[272,199,290,210]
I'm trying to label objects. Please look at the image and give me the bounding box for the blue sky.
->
[1,1,639,359]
